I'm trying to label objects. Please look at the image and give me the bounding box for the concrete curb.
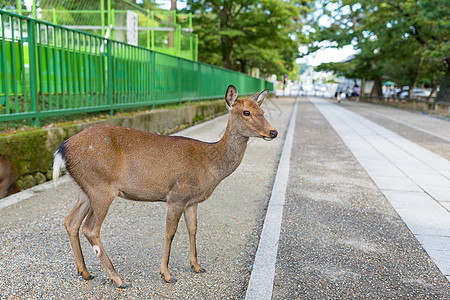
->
[0,175,72,210]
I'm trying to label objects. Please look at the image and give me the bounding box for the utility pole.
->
[169,0,176,48]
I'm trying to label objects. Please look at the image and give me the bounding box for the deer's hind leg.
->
[81,188,130,288]
[64,190,92,280]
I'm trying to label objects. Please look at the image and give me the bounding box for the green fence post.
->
[178,57,182,104]
[16,0,22,15]
[151,11,154,50]
[147,9,150,49]
[176,25,181,57]
[0,14,10,114]
[28,19,39,126]
[173,10,177,54]
[107,0,111,26]
[194,34,198,61]
[32,0,37,19]
[101,0,105,36]
[107,40,113,115]
[52,8,57,24]
[107,0,114,39]
[189,13,193,60]
[111,9,115,40]
[151,51,155,109]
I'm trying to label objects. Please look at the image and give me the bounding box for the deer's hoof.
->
[160,273,177,284]
[118,282,132,289]
[79,272,95,281]
[191,265,206,273]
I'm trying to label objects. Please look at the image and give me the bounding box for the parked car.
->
[398,88,431,99]
[314,83,328,92]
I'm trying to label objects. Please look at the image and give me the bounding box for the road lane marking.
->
[245,99,298,300]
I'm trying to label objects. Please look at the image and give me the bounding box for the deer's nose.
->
[270,130,278,139]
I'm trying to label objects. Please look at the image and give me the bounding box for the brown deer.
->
[53,85,277,288]
[0,154,21,199]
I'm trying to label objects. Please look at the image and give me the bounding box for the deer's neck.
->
[209,121,249,180]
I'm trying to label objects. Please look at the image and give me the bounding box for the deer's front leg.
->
[184,204,206,273]
[160,204,184,283]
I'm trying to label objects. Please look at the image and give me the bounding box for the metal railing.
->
[0,10,273,126]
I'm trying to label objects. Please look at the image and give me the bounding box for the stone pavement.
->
[262,97,450,298]
[313,98,450,281]
[1,96,449,299]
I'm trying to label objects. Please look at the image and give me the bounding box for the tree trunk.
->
[221,36,234,69]
[436,74,450,102]
[219,5,233,69]
[436,59,450,102]
[372,77,383,97]
[239,60,246,73]
[408,55,425,99]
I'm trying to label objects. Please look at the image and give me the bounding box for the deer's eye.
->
[243,110,251,116]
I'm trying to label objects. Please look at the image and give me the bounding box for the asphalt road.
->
[1,96,450,299]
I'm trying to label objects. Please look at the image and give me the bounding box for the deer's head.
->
[225,85,278,141]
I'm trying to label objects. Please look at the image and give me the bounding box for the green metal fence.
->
[0,10,273,126]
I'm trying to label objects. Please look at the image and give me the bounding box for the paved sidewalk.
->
[313,98,450,281]
[271,97,450,299]
[340,100,450,161]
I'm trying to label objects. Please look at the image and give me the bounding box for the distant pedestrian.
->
[345,86,351,99]
[352,84,360,101]
[282,74,288,90]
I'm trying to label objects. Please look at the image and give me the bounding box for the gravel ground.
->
[0,97,295,299]
[339,100,450,160]
[271,98,450,299]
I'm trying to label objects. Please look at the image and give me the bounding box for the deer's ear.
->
[249,89,269,106]
[225,85,238,110]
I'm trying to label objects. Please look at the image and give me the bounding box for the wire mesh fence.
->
[1,0,197,60]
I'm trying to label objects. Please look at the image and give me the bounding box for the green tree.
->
[183,0,312,75]
[307,0,450,99]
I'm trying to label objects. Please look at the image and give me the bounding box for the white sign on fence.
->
[126,10,138,46]
[364,80,375,94]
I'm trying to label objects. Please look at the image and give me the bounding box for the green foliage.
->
[307,0,450,98]
[183,0,313,75]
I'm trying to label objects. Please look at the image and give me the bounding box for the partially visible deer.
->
[53,85,277,288]
[0,154,21,199]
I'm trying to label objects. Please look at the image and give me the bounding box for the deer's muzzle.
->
[270,130,278,139]
[263,130,278,141]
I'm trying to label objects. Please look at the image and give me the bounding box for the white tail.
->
[52,146,66,188]
[53,85,277,288]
